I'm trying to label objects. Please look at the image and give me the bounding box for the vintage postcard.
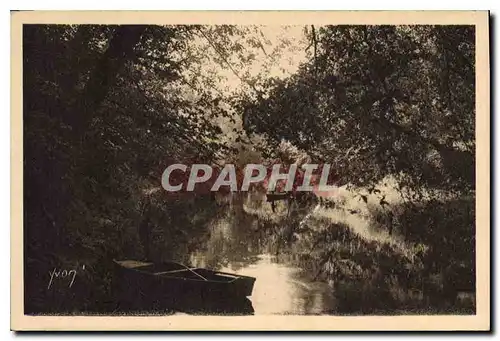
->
[11,11,490,331]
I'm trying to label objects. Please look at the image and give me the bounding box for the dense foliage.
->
[23,24,475,314]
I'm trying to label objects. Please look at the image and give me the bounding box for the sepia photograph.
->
[11,11,490,331]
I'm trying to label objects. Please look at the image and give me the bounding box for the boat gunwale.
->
[113,260,256,284]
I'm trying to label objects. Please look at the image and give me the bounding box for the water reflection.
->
[217,254,336,315]
[186,199,337,315]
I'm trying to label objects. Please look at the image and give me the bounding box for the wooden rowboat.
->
[113,260,256,302]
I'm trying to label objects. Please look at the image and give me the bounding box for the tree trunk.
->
[69,25,147,138]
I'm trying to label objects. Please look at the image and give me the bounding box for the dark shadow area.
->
[21,23,479,322]
[109,295,254,316]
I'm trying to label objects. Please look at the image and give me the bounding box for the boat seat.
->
[154,268,197,276]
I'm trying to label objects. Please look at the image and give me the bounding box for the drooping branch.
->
[311,25,317,75]
[196,27,263,97]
